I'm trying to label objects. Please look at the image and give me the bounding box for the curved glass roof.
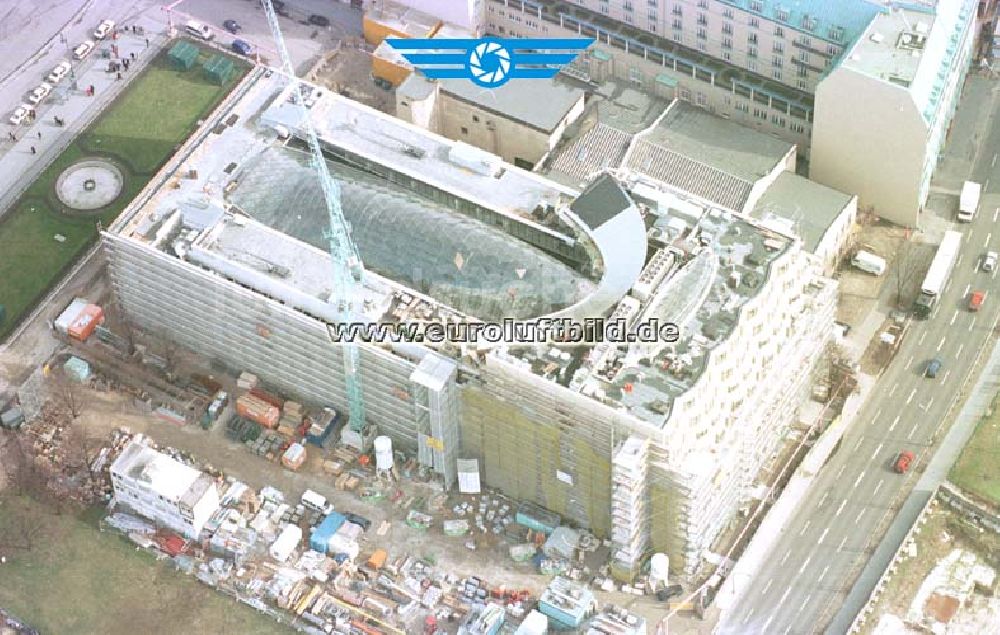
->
[229,148,594,320]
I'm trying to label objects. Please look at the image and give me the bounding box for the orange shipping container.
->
[68,304,104,341]
[367,549,387,570]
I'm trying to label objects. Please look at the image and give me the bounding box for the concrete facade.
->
[811,1,977,226]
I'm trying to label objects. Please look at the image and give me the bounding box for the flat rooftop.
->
[839,7,935,86]
[112,439,201,502]
[433,75,585,133]
[751,172,854,253]
[364,4,440,38]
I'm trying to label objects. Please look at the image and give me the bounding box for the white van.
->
[186,20,214,40]
[47,60,72,84]
[852,250,886,276]
[300,489,327,512]
[73,40,96,60]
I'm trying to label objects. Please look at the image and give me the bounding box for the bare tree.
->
[50,366,86,419]
[0,497,48,554]
[893,237,918,309]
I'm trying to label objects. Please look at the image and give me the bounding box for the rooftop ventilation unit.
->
[897,32,927,51]
[870,32,885,43]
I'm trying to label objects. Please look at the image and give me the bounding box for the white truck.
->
[958,180,981,222]
[851,250,886,276]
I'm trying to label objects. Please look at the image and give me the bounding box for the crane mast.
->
[260,0,368,439]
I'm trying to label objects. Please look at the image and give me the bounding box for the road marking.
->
[874,479,884,496]
[818,491,829,507]
[873,408,882,421]
[995,207,1000,222]
[762,614,776,631]
[988,233,994,248]
[951,310,959,326]
[743,607,755,624]
[837,463,847,479]
[992,153,997,167]
[907,354,915,367]
[926,397,934,409]
[943,370,951,383]
[971,316,978,331]
[964,283,971,296]
[918,331,927,345]
[817,527,830,544]
[958,253,964,266]
[890,414,900,431]
[853,470,866,489]
[778,587,792,606]
[836,499,847,517]
[837,536,848,552]
[871,442,883,460]
[889,382,899,397]
[994,266,999,280]
[907,387,917,404]
[854,435,864,451]
[908,424,919,440]
[761,579,773,596]
[856,509,866,523]
[818,565,830,582]
[957,343,965,359]
[937,335,947,352]
[800,520,812,536]
[798,555,812,575]
[780,550,790,565]
[795,594,812,615]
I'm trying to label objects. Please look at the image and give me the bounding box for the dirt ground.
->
[314,46,396,115]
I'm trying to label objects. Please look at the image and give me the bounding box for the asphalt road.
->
[719,76,1000,635]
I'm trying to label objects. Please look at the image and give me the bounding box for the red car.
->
[894,450,915,474]
[969,290,985,312]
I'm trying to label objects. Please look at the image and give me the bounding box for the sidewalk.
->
[0,26,163,217]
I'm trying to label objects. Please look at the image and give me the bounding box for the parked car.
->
[223,19,241,34]
[272,0,289,16]
[93,19,116,40]
[73,40,96,60]
[344,512,371,532]
[27,82,53,105]
[969,289,986,312]
[893,450,915,474]
[984,250,998,272]
[925,357,942,379]
[231,39,253,56]
[47,60,72,84]
[8,104,34,126]
[308,14,331,27]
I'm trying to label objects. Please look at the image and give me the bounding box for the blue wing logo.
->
[385,37,594,88]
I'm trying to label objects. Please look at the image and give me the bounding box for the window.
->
[798,35,810,47]
[773,41,783,53]
[697,13,707,26]
[748,17,759,29]
[696,92,707,106]
[472,115,479,123]
[672,5,682,16]
[748,33,758,45]
[697,27,707,40]
[697,40,707,51]
[648,0,657,5]
[624,1,633,12]
[748,59,757,72]
[722,22,733,35]
[772,55,782,67]
[649,10,657,21]
[776,8,789,21]
[673,18,683,30]
[723,7,734,19]
[722,50,732,61]
[748,46,757,58]
[796,79,807,90]
[774,25,784,38]
[771,114,786,127]
[697,0,708,7]
[772,69,782,80]
[753,107,767,119]
[750,1,763,11]
[798,50,809,62]
[736,101,749,113]
[461,126,468,135]
[679,87,691,101]
[722,37,732,49]
[826,44,837,55]
[801,15,816,30]
[791,121,806,133]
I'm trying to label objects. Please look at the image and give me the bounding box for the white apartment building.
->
[110,437,221,539]
[811,0,978,226]
[374,0,487,34]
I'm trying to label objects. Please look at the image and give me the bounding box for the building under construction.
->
[102,66,841,576]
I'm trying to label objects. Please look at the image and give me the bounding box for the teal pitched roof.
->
[719,0,884,45]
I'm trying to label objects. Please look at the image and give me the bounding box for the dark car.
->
[345,512,371,532]
[925,357,942,379]
[657,584,684,602]
[272,0,288,14]
[223,19,240,34]
[231,39,253,56]
[308,14,331,27]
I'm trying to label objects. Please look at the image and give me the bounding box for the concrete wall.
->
[811,70,927,227]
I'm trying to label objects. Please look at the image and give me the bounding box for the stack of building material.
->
[53,298,88,336]
[236,394,279,429]
[67,304,105,341]
[269,524,303,563]
[236,371,258,392]
[327,521,361,560]
[281,443,306,471]
[249,387,283,409]
[63,356,92,383]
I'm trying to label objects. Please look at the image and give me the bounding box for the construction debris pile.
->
[906,548,997,631]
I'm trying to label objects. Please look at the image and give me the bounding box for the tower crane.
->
[260,0,369,446]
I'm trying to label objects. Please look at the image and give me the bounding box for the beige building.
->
[810,1,977,226]
[396,74,586,169]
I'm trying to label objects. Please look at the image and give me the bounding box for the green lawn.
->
[0,495,293,635]
[950,394,1000,504]
[0,45,249,340]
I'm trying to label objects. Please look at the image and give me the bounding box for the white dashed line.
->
[818,527,830,544]
[995,207,1000,222]
[918,332,927,345]
[889,415,900,431]
[943,370,951,383]
[873,479,884,496]
[971,316,978,331]
[854,436,864,451]
[988,233,993,247]
[835,499,847,517]
[798,556,812,575]
[873,409,882,421]
[761,579,773,596]
[907,388,917,404]
[992,153,997,167]
[818,565,830,582]
[964,284,971,296]
[853,471,866,489]
[780,550,791,566]
[870,443,883,461]
[818,491,829,507]
[957,343,965,359]
[837,536,848,552]
[951,311,959,326]
[799,520,812,536]
[889,383,898,397]
[855,509,866,523]
[743,608,755,624]
[908,425,919,440]
[937,336,947,352]
[836,464,847,479]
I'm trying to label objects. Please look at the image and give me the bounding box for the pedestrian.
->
[30,146,36,155]
[7,132,12,141]
[144,37,149,47]
[116,72,122,80]
[132,25,137,34]
[130,51,136,60]
[37,131,41,140]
